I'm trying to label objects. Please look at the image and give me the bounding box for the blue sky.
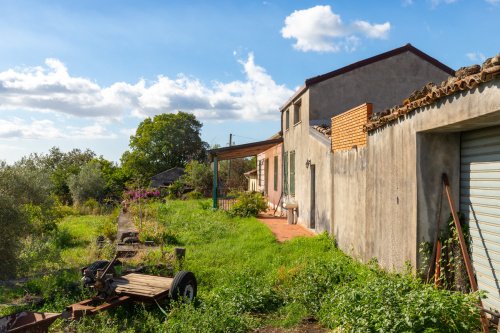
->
[0,0,498,163]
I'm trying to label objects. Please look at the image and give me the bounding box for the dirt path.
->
[116,210,138,241]
[257,211,315,242]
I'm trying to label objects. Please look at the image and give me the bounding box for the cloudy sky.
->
[0,0,498,163]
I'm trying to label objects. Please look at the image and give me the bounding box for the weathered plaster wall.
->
[283,90,333,233]
[257,143,283,210]
[332,148,367,258]
[332,80,500,271]
[310,51,451,120]
[368,80,500,270]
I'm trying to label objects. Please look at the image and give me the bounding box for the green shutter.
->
[290,151,295,196]
[274,155,278,191]
[284,151,288,195]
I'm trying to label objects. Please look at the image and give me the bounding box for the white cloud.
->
[0,118,116,140]
[466,52,487,62]
[280,5,390,53]
[485,0,500,4]
[402,0,414,6]
[0,54,293,122]
[352,20,391,39]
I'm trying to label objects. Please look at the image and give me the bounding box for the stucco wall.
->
[309,51,451,121]
[332,148,367,259]
[332,79,500,271]
[282,90,333,233]
[257,143,283,210]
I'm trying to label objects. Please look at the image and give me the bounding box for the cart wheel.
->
[169,271,197,302]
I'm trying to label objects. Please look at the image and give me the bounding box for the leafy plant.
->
[228,191,267,217]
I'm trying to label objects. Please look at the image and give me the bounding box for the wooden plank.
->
[114,280,169,291]
[122,273,173,282]
[115,286,163,294]
[115,280,172,290]
[118,276,171,285]
[117,275,172,288]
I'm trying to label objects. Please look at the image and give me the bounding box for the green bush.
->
[228,192,267,217]
[166,180,186,199]
[318,275,481,332]
[186,190,203,200]
[101,216,118,242]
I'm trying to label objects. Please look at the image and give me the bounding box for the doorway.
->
[310,164,316,229]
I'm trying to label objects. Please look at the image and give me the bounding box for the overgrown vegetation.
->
[228,191,268,217]
[0,200,475,332]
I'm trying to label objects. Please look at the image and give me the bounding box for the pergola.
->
[208,137,282,209]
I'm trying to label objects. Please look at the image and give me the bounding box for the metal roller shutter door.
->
[460,125,500,313]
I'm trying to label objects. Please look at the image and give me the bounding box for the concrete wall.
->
[331,79,500,271]
[332,148,367,258]
[282,90,333,233]
[309,51,451,121]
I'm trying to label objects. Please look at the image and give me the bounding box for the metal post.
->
[228,133,232,183]
[212,156,218,209]
[442,173,489,333]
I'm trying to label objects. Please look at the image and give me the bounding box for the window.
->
[283,151,288,195]
[258,160,264,187]
[285,110,290,130]
[293,101,301,124]
[273,155,278,191]
[290,150,295,196]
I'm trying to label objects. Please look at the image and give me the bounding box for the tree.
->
[219,158,255,191]
[16,147,96,204]
[183,160,213,195]
[121,112,208,182]
[92,157,130,201]
[67,162,106,205]
[0,162,55,278]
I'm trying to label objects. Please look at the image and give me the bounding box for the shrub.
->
[0,193,27,279]
[228,192,267,217]
[163,180,184,200]
[187,190,203,200]
[183,160,212,195]
[101,216,118,242]
[318,275,481,332]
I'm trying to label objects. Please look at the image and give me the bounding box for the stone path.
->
[257,211,315,242]
[117,210,138,241]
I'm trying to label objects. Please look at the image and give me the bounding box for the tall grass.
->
[75,200,479,332]
[1,200,482,332]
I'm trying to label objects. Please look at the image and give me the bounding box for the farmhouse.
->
[338,56,500,312]
[209,45,500,313]
[277,43,453,233]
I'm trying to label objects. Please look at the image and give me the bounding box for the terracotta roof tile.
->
[312,124,331,137]
[364,54,500,132]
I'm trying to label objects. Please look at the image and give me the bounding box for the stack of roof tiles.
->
[364,54,500,132]
[312,124,331,137]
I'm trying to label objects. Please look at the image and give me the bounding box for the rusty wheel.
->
[169,271,197,302]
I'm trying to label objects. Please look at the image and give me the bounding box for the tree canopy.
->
[121,112,208,182]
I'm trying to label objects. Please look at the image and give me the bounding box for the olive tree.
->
[68,162,106,205]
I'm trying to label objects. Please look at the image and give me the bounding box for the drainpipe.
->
[280,110,285,207]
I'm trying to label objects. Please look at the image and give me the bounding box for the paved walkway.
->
[258,212,315,242]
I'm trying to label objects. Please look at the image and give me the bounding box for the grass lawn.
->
[57,214,116,268]
[1,200,483,332]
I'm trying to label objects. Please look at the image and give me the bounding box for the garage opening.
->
[460,125,500,313]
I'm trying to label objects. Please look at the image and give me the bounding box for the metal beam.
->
[212,157,218,209]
